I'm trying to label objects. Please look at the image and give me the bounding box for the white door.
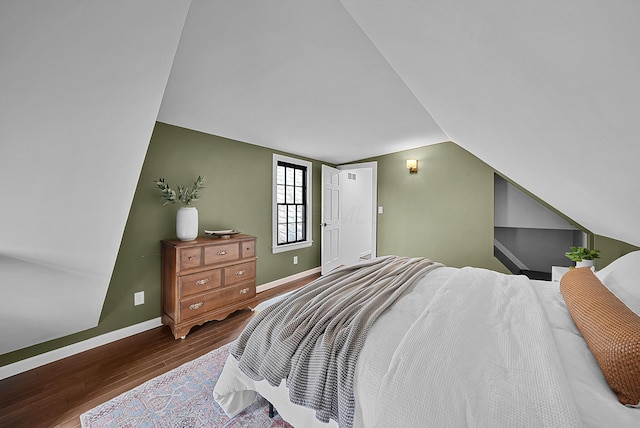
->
[321,165,342,275]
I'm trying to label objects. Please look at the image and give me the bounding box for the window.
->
[272,154,312,253]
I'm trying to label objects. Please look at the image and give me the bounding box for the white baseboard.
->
[0,317,163,381]
[256,266,321,293]
[1,268,321,380]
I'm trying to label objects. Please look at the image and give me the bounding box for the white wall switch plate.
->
[293,255,298,265]
[378,206,383,214]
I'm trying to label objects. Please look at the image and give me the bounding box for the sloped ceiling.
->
[160,0,640,246]
[0,0,190,354]
[339,0,640,247]
[157,0,447,163]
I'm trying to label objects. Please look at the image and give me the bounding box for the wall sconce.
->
[406,159,418,174]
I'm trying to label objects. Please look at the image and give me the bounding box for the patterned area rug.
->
[80,342,293,428]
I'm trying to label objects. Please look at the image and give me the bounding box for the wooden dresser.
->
[161,234,258,339]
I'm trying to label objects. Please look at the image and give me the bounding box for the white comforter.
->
[369,266,579,427]
[215,265,637,427]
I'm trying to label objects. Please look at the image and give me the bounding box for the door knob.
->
[320,222,328,227]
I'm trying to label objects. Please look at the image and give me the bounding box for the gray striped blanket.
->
[230,255,442,427]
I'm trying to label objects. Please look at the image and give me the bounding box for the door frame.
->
[320,161,378,275]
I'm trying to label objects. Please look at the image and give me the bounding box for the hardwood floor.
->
[0,274,319,428]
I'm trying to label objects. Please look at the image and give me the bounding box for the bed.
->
[214,252,640,427]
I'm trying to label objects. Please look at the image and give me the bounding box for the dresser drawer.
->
[224,261,256,286]
[179,269,222,297]
[179,247,202,270]
[179,282,256,321]
[241,240,255,258]
[203,243,240,265]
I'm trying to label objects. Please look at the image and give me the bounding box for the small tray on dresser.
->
[204,229,241,239]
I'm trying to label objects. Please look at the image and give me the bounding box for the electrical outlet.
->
[378,206,384,214]
[134,291,145,306]
[293,255,298,265]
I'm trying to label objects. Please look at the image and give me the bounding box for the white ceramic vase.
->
[176,206,198,241]
[576,259,594,269]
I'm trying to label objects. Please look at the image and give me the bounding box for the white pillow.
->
[596,250,640,315]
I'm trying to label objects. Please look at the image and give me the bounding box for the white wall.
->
[0,0,190,354]
[494,176,578,230]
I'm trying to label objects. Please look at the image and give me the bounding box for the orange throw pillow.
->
[560,267,640,407]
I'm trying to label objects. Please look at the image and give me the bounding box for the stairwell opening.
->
[493,174,587,280]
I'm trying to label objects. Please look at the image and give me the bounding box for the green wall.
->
[364,142,509,272]
[3,126,636,367]
[594,234,640,269]
[1,123,323,366]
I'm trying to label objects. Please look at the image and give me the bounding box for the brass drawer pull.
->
[217,250,228,256]
[189,302,204,310]
[195,278,209,286]
[239,287,250,294]
[235,270,245,276]
[188,256,193,261]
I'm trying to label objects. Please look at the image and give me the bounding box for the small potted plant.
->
[565,246,600,269]
[155,176,205,241]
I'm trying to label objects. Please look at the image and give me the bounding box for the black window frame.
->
[275,160,308,246]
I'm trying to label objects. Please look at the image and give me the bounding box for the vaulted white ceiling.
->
[1,0,639,357]
[339,0,640,248]
[157,0,447,163]
[160,0,640,247]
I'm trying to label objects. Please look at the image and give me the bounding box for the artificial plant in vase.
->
[155,176,205,241]
[565,246,600,268]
